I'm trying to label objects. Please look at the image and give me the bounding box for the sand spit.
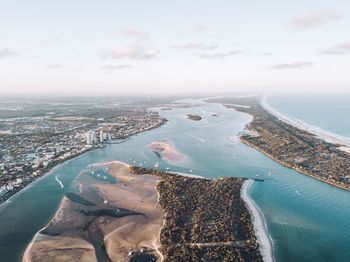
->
[23,161,164,262]
[148,139,186,163]
[241,179,274,262]
[24,161,266,261]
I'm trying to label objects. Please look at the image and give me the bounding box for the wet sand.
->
[22,161,164,262]
[148,139,185,163]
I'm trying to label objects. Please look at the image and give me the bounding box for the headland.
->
[23,161,265,261]
[207,97,350,191]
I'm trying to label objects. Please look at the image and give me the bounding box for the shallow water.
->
[0,99,349,261]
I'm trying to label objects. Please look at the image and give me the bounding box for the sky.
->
[0,0,350,94]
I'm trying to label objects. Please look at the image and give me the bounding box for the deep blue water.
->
[0,98,349,262]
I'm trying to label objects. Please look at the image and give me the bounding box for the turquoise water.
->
[0,99,349,261]
[267,94,350,139]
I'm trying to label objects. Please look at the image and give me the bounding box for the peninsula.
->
[208,97,350,191]
[23,161,264,261]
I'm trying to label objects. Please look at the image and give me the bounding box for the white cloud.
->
[45,64,68,69]
[0,48,18,59]
[197,50,243,59]
[269,61,314,69]
[171,42,218,51]
[117,28,149,40]
[103,45,160,60]
[101,64,133,70]
[290,11,340,29]
[319,41,350,55]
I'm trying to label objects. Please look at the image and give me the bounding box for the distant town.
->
[0,96,167,202]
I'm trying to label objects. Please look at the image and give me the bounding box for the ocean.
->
[0,97,349,261]
[266,94,350,146]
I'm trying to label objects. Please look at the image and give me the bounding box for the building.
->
[85,131,95,145]
[99,130,104,142]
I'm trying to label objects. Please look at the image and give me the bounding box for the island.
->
[187,114,202,121]
[23,161,266,261]
[207,97,350,191]
[148,139,186,164]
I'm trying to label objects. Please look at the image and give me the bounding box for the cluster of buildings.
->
[85,130,112,145]
[0,107,167,201]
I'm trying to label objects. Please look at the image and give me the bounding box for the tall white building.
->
[86,131,95,145]
[99,130,104,142]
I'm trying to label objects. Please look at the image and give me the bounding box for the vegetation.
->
[208,96,350,191]
[130,166,263,261]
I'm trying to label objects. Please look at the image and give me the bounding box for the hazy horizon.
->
[1,0,349,94]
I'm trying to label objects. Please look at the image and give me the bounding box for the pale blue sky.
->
[0,0,349,93]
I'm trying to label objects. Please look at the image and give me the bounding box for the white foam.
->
[261,96,350,153]
[241,179,274,262]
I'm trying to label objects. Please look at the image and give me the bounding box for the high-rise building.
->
[99,130,104,142]
[86,131,95,145]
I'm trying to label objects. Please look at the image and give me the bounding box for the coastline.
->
[241,138,350,192]
[261,96,350,153]
[241,179,274,262]
[0,153,87,208]
[208,96,350,192]
[0,118,167,206]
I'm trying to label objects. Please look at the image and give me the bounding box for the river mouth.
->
[22,161,164,262]
[2,99,350,262]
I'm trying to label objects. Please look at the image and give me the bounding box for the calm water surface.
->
[0,99,349,261]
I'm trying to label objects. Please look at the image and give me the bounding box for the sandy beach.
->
[261,96,350,154]
[241,179,274,262]
[148,139,186,163]
[22,161,164,262]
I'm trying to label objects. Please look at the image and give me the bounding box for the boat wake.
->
[261,96,350,153]
[55,175,64,189]
[189,134,206,143]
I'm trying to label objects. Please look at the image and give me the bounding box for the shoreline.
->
[241,179,274,262]
[23,161,164,262]
[261,96,350,153]
[241,139,350,192]
[208,96,350,192]
[0,119,167,206]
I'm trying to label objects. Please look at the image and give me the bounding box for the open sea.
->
[0,96,349,262]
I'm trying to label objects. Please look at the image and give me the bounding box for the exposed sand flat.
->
[22,161,164,262]
[22,235,97,262]
[148,139,185,163]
